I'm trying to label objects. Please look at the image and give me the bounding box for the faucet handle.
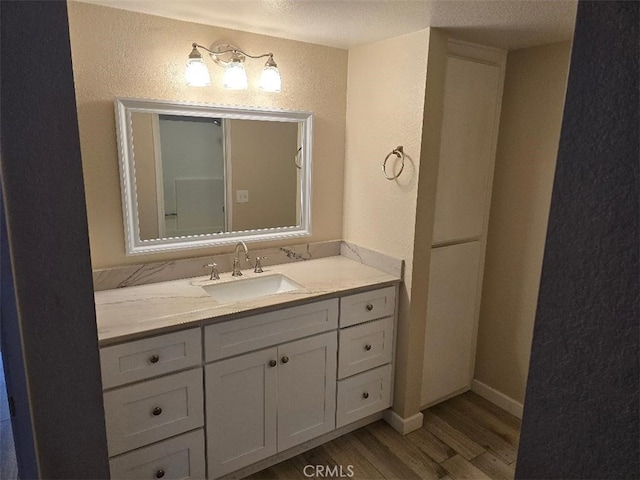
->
[254,256,266,273]
[204,262,220,280]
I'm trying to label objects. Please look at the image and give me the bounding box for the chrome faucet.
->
[204,262,220,280]
[232,241,250,276]
[254,256,265,273]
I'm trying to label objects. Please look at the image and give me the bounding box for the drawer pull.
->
[362,392,369,399]
[364,344,372,351]
[281,355,290,364]
[152,406,163,416]
[269,360,277,367]
[366,303,374,311]
[155,469,165,478]
[149,354,160,364]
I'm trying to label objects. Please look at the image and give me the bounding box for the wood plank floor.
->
[0,382,519,480]
[246,391,520,480]
[0,354,18,480]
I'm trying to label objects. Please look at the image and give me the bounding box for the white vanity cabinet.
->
[205,331,337,478]
[99,283,398,480]
[108,430,206,480]
[203,299,339,478]
[100,328,206,479]
[336,286,396,428]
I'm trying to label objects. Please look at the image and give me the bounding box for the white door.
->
[277,331,337,451]
[432,56,501,244]
[205,347,277,478]
[421,242,482,406]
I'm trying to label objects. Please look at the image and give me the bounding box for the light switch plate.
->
[236,190,249,203]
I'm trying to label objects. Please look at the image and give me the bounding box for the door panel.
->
[205,347,277,478]
[277,332,337,451]
[432,57,501,244]
[421,242,482,405]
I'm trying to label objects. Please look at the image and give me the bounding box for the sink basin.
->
[200,274,303,304]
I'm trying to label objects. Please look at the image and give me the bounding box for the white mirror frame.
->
[114,97,313,255]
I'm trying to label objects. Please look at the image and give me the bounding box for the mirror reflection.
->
[115,98,312,255]
[132,113,300,240]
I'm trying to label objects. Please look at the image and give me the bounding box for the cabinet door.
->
[338,317,394,379]
[432,56,501,244]
[421,242,482,406]
[103,368,204,456]
[336,364,393,428]
[100,328,201,389]
[277,331,337,451]
[109,429,205,480]
[205,347,278,478]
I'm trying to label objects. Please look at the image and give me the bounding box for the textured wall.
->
[67,1,347,268]
[516,1,639,478]
[342,28,448,418]
[475,42,571,404]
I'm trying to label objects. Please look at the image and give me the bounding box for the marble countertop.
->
[95,256,401,346]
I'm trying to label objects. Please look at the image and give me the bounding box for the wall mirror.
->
[115,98,312,255]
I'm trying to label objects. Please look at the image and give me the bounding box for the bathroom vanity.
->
[95,256,400,479]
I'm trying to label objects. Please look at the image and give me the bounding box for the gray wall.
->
[0,1,110,477]
[516,1,639,478]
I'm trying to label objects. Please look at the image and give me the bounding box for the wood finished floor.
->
[246,391,520,480]
[0,354,18,480]
[0,383,519,480]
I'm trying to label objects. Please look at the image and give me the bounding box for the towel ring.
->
[294,147,302,169]
[382,146,404,180]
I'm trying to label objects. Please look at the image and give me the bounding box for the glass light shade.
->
[185,58,211,86]
[259,65,282,92]
[223,61,248,90]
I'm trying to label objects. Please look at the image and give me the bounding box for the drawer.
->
[104,368,204,456]
[100,329,202,389]
[336,364,392,428]
[339,286,396,327]
[205,299,338,362]
[109,429,205,479]
[338,317,394,379]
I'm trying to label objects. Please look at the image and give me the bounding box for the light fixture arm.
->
[191,43,274,61]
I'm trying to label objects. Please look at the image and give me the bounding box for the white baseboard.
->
[471,379,523,419]
[382,409,424,435]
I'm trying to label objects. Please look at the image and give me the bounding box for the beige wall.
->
[343,28,448,419]
[230,120,298,231]
[67,1,347,268]
[130,112,159,240]
[475,41,572,403]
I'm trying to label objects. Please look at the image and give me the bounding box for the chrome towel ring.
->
[382,146,404,180]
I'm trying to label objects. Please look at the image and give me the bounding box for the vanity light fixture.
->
[186,42,282,92]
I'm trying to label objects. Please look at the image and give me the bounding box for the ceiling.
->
[78,0,577,51]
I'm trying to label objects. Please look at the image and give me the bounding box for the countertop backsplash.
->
[93,240,402,291]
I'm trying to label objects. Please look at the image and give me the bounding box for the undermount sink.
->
[200,274,304,304]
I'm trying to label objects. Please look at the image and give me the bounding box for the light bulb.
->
[223,54,248,90]
[185,58,211,86]
[259,56,281,92]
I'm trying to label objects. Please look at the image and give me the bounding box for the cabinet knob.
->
[364,344,372,351]
[366,303,374,311]
[362,392,369,399]
[149,354,160,364]
[281,355,290,364]
[269,360,277,367]
[155,469,165,478]
[152,407,163,416]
